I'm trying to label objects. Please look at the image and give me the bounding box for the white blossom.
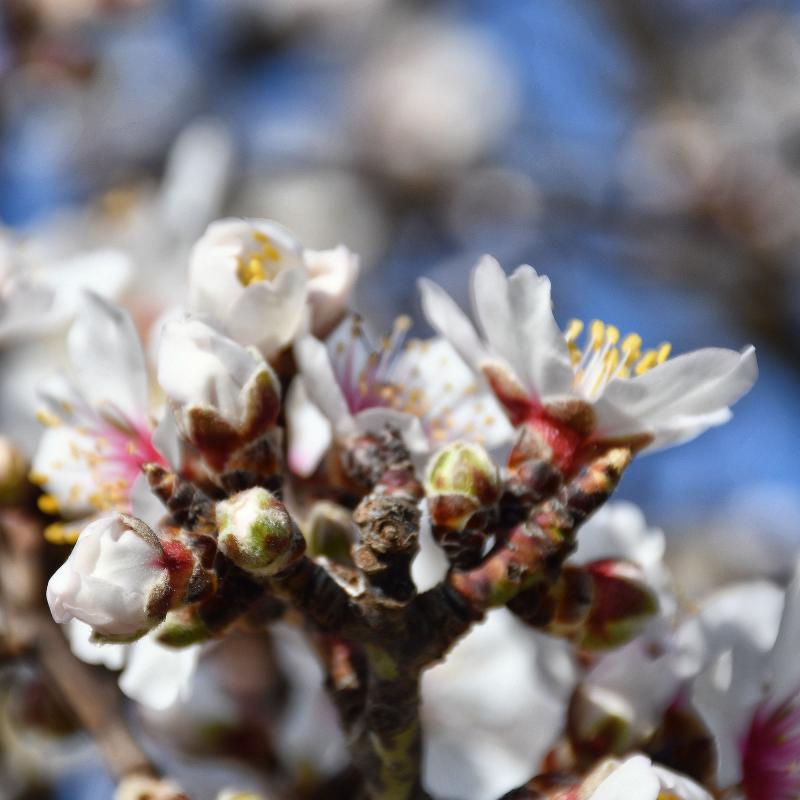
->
[31,292,173,543]
[187,217,358,358]
[585,754,712,800]
[46,515,171,642]
[158,317,280,439]
[290,315,513,476]
[420,257,757,465]
[689,563,800,800]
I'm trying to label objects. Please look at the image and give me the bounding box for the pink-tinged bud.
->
[46,514,176,643]
[158,319,281,470]
[576,560,659,652]
[216,488,305,576]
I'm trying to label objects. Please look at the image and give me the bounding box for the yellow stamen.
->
[28,471,49,486]
[44,522,80,545]
[37,494,59,515]
[565,319,584,342]
[36,409,61,428]
[657,343,671,364]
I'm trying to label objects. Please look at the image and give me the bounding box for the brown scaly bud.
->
[216,488,305,577]
[564,447,633,525]
[143,463,216,531]
[424,442,501,568]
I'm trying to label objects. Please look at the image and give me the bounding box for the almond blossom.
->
[188,217,358,359]
[30,292,173,543]
[46,514,177,642]
[289,315,513,476]
[690,563,800,800]
[420,257,757,472]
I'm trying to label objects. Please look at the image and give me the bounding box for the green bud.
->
[305,500,355,563]
[424,442,500,532]
[216,487,305,576]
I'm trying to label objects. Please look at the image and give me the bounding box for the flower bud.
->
[424,442,500,568]
[155,607,209,648]
[576,560,659,651]
[158,319,281,469]
[216,488,305,576]
[46,514,177,642]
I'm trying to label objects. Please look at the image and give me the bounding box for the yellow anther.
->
[44,522,80,545]
[28,470,49,486]
[605,325,620,346]
[394,315,412,332]
[565,319,584,342]
[37,494,59,515]
[590,320,605,349]
[622,333,642,354]
[36,409,61,428]
[657,342,672,364]
[604,348,620,373]
[236,256,268,286]
[635,351,658,375]
[261,242,281,262]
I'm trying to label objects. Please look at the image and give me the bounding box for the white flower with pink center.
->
[691,564,800,800]
[31,292,172,543]
[420,257,757,472]
[288,315,513,477]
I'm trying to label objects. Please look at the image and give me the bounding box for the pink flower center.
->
[79,418,166,512]
[741,694,800,800]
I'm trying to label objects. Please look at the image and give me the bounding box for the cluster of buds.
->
[32,219,761,800]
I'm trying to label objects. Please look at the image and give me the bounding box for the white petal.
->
[226,267,308,357]
[651,765,713,800]
[151,408,181,469]
[691,651,755,787]
[472,257,573,399]
[418,276,487,372]
[294,336,352,426]
[588,755,660,800]
[305,245,359,337]
[130,472,166,530]
[67,292,149,427]
[766,558,800,707]
[595,346,757,449]
[119,638,201,710]
[65,620,128,671]
[285,377,333,477]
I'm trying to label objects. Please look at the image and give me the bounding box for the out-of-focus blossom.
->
[114,773,188,800]
[583,754,712,800]
[290,316,512,476]
[188,218,358,358]
[351,18,517,186]
[691,563,800,800]
[421,257,756,471]
[30,293,171,542]
[46,514,174,642]
[0,229,131,344]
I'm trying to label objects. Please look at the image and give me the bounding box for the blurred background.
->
[2,0,800,793]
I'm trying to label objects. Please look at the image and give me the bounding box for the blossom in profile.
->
[691,562,800,800]
[187,217,358,358]
[46,514,182,642]
[420,257,756,471]
[31,292,172,543]
[289,315,513,476]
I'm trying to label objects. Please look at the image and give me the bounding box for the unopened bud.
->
[216,488,305,576]
[155,607,209,648]
[158,319,281,470]
[425,442,501,568]
[576,560,658,651]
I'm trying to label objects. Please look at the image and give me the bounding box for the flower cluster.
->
[29,217,769,800]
